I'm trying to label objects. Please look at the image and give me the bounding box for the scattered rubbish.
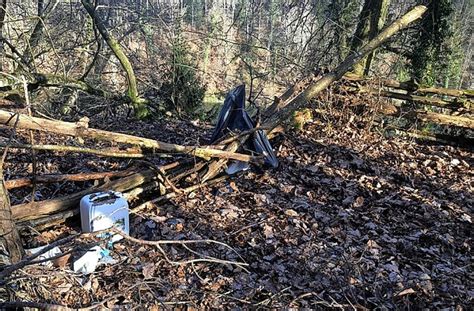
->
[226,161,250,175]
[73,246,102,274]
[210,85,278,174]
[73,245,118,274]
[27,246,63,267]
[98,248,117,265]
[80,191,129,243]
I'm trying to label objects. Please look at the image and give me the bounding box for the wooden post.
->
[0,177,23,265]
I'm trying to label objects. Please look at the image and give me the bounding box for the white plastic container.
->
[80,191,129,237]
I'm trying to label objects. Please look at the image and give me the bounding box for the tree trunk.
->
[0,0,7,72]
[411,0,455,86]
[266,5,426,130]
[22,0,45,65]
[330,0,354,62]
[0,177,23,265]
[350,0,390,76]
[81,0,147,117]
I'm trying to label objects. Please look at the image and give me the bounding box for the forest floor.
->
[1,96,472,310]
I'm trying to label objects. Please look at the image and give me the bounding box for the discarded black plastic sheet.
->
[209,85,278,174]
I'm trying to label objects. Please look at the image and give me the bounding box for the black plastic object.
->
[209,85,278,173]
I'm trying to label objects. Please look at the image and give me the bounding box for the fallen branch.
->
[264,6,428,130]
[0,234,79,280]
[17,209,79,230]
[0,142,147,159]
[379,104,474,128]
[0,301,71,310]
[408,110,474,129]
[1,72,112,98]
[346,86,472,111]
[343,73,474,99]
[0,109,258,162]
[5,169,135,190]
[18,177,186,230]
[12,170,159,221]
[12,157,208,222]
[30,73,111,98]
[389,128,474,146]
[7,5,429,232]
[310,107,473,146]
[111,227,248,269]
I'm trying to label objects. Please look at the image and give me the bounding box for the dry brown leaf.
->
[52,253,71,269]
[142,263,156,279]
[349,277,359,285]
[263,224,274,239]
[353,196,365,208]
[396,288,416,297]
[366,240,380,249]
[229,181,239,192]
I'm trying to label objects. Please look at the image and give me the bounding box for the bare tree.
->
[0,0,6,72]
[81,0,148,117]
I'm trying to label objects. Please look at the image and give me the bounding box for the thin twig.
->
[110,227,248,270]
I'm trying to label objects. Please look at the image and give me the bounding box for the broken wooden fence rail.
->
[15,174,226,230]
[311,107,474,146]
[336,78,474,129]
[332,90,474,129]
[16,180,164,231]
[343,73,474,99]
[344,86,473,112]
[10,158,189,222]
